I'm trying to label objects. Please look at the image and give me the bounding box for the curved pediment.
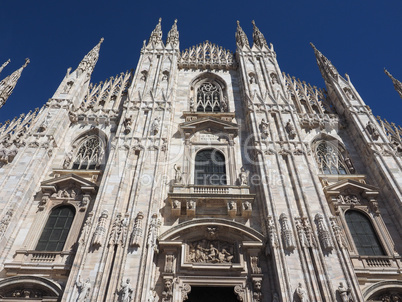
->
[180,116,238,138]
[159,218,264,243]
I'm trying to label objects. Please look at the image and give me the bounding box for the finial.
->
[310,42,317,50]
[0,59,11,74]
[0,58,30,109]
[166,19,179,46]
[384,68,402,99]
[235,20,249,48]
[148,18,163,45]
[251,20,267,48]
[100,37,104,44]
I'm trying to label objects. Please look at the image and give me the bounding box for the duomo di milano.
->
[0,18,401,302]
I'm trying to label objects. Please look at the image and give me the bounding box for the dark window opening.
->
[195,149,226,185]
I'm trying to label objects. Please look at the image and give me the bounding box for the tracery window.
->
[345,210,385,256]
[194,149,227,185]
[36,206,75,251]
[72,136,104,170]
[196,82,222,113]
[315,141,349,174]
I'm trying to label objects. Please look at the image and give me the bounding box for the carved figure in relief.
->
[285,120,296,139]
[220,96,228,112]
[260,119,269,137]
[76,277,91,302]
[271,73,279,84]
[296,283,309,302]
[243,201,252,210]
[189,97,195,112]
[228,200,236,210]
[366,121,380,140]
[187,200,195,209]
[0,208,13,236]
[62,151,73,169]
[172,200,180,209]
[173,164,182,183]
[119,278,133,302]
[188,240,234,263]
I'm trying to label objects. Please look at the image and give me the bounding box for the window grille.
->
[345,210,385,256]
[36,206,75,251]
[194,149,226,185]
[315,141,348,174]
[196,82,222,113]
[72,136,104,170]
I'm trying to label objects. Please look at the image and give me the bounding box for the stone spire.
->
[385,69,402,99]
[77,38,104,76]
[0,59,10,75]
[235,21,249,48]
[310,43,338,80]
[251,20,267,48]
[0,58,29,109]
[148,18,163,45]
[166,19,179,46]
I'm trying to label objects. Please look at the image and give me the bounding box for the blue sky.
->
[0,0,401,124]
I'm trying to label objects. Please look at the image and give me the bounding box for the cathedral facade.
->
[0,19,401,302]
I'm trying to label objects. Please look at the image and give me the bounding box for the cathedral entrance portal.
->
[186,286,238,302]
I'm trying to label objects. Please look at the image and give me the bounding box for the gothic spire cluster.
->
[0,58,30,110]
[235,21,250,48]
[148,18,163,45]
[251,20,267,48]
[310,43,338,80]
[77,38,104,75]
[166,19,179,46]
[384,69,402,99]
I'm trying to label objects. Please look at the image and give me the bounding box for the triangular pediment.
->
[180,117,238,134]
[324,179,379,196]
[41,173,97,194]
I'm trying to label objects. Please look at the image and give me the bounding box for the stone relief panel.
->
[187,240,235,264]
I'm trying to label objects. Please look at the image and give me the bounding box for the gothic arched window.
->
[72,136,104,170]
[345,210,385,256]
[194,149,227,185]
[315,141,350,174]
[196,82,223,113]
[36,206,75,251]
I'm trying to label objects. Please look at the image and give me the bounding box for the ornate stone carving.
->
[148,18,162,45]
[267,216,279,250]
[63,151,73,169]
[295,218,309,248]
[295,282,309,302]
[162,278,173,302]
[173,164,182,183]
[91,210,108,247]
[181,283,191,302]
[251,20,267,48]
[187,240,234,263]
[76,276,91,302]
[234,285,245,302]
[110,213,129,246]
[366,121,380,140]
[252,279,263,302]
[279,213,295,250]
[250,255,262,274]
[166,19,179,46]
[238,167,248,185]
[336,194,360,204]
[164,254,175,273]
[315,213,333,251]
[147,213,160,251]
[123,116,132,134]
[38,112,51,133]
[130,211,144,247]
[51,188,78,199]
[235,20,249,48]
[178,41,236,70]
[79,214,92,244]
[260,119,269,137]
[119,278,133,302]
[330,217,348,249]
[0,208,13,237]
[150,117,161,135]
[337,282,352,302]
[285,120,296,139]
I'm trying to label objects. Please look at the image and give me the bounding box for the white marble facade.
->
[0,19,401,302]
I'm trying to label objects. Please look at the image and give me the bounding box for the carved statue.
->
[130,212,144,247]
[188,240,234,263]
[76,277,91,302]
[0,208,13,237]
[63,152,73,169]
[260,119,269,136]
[280,213,295,250]
[239,167,248,185]
[366,121,380,140]
[189,97,195,112]
[220,96,228,112]
[172,200,180,209]
[296,283,309,302]
[119,278,133,302]
[337,282,351,302]
[285,120,296,139]
[150,117,160,135]
[173,164,182,183]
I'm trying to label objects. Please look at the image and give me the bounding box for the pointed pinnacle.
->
[0,59,11,74]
